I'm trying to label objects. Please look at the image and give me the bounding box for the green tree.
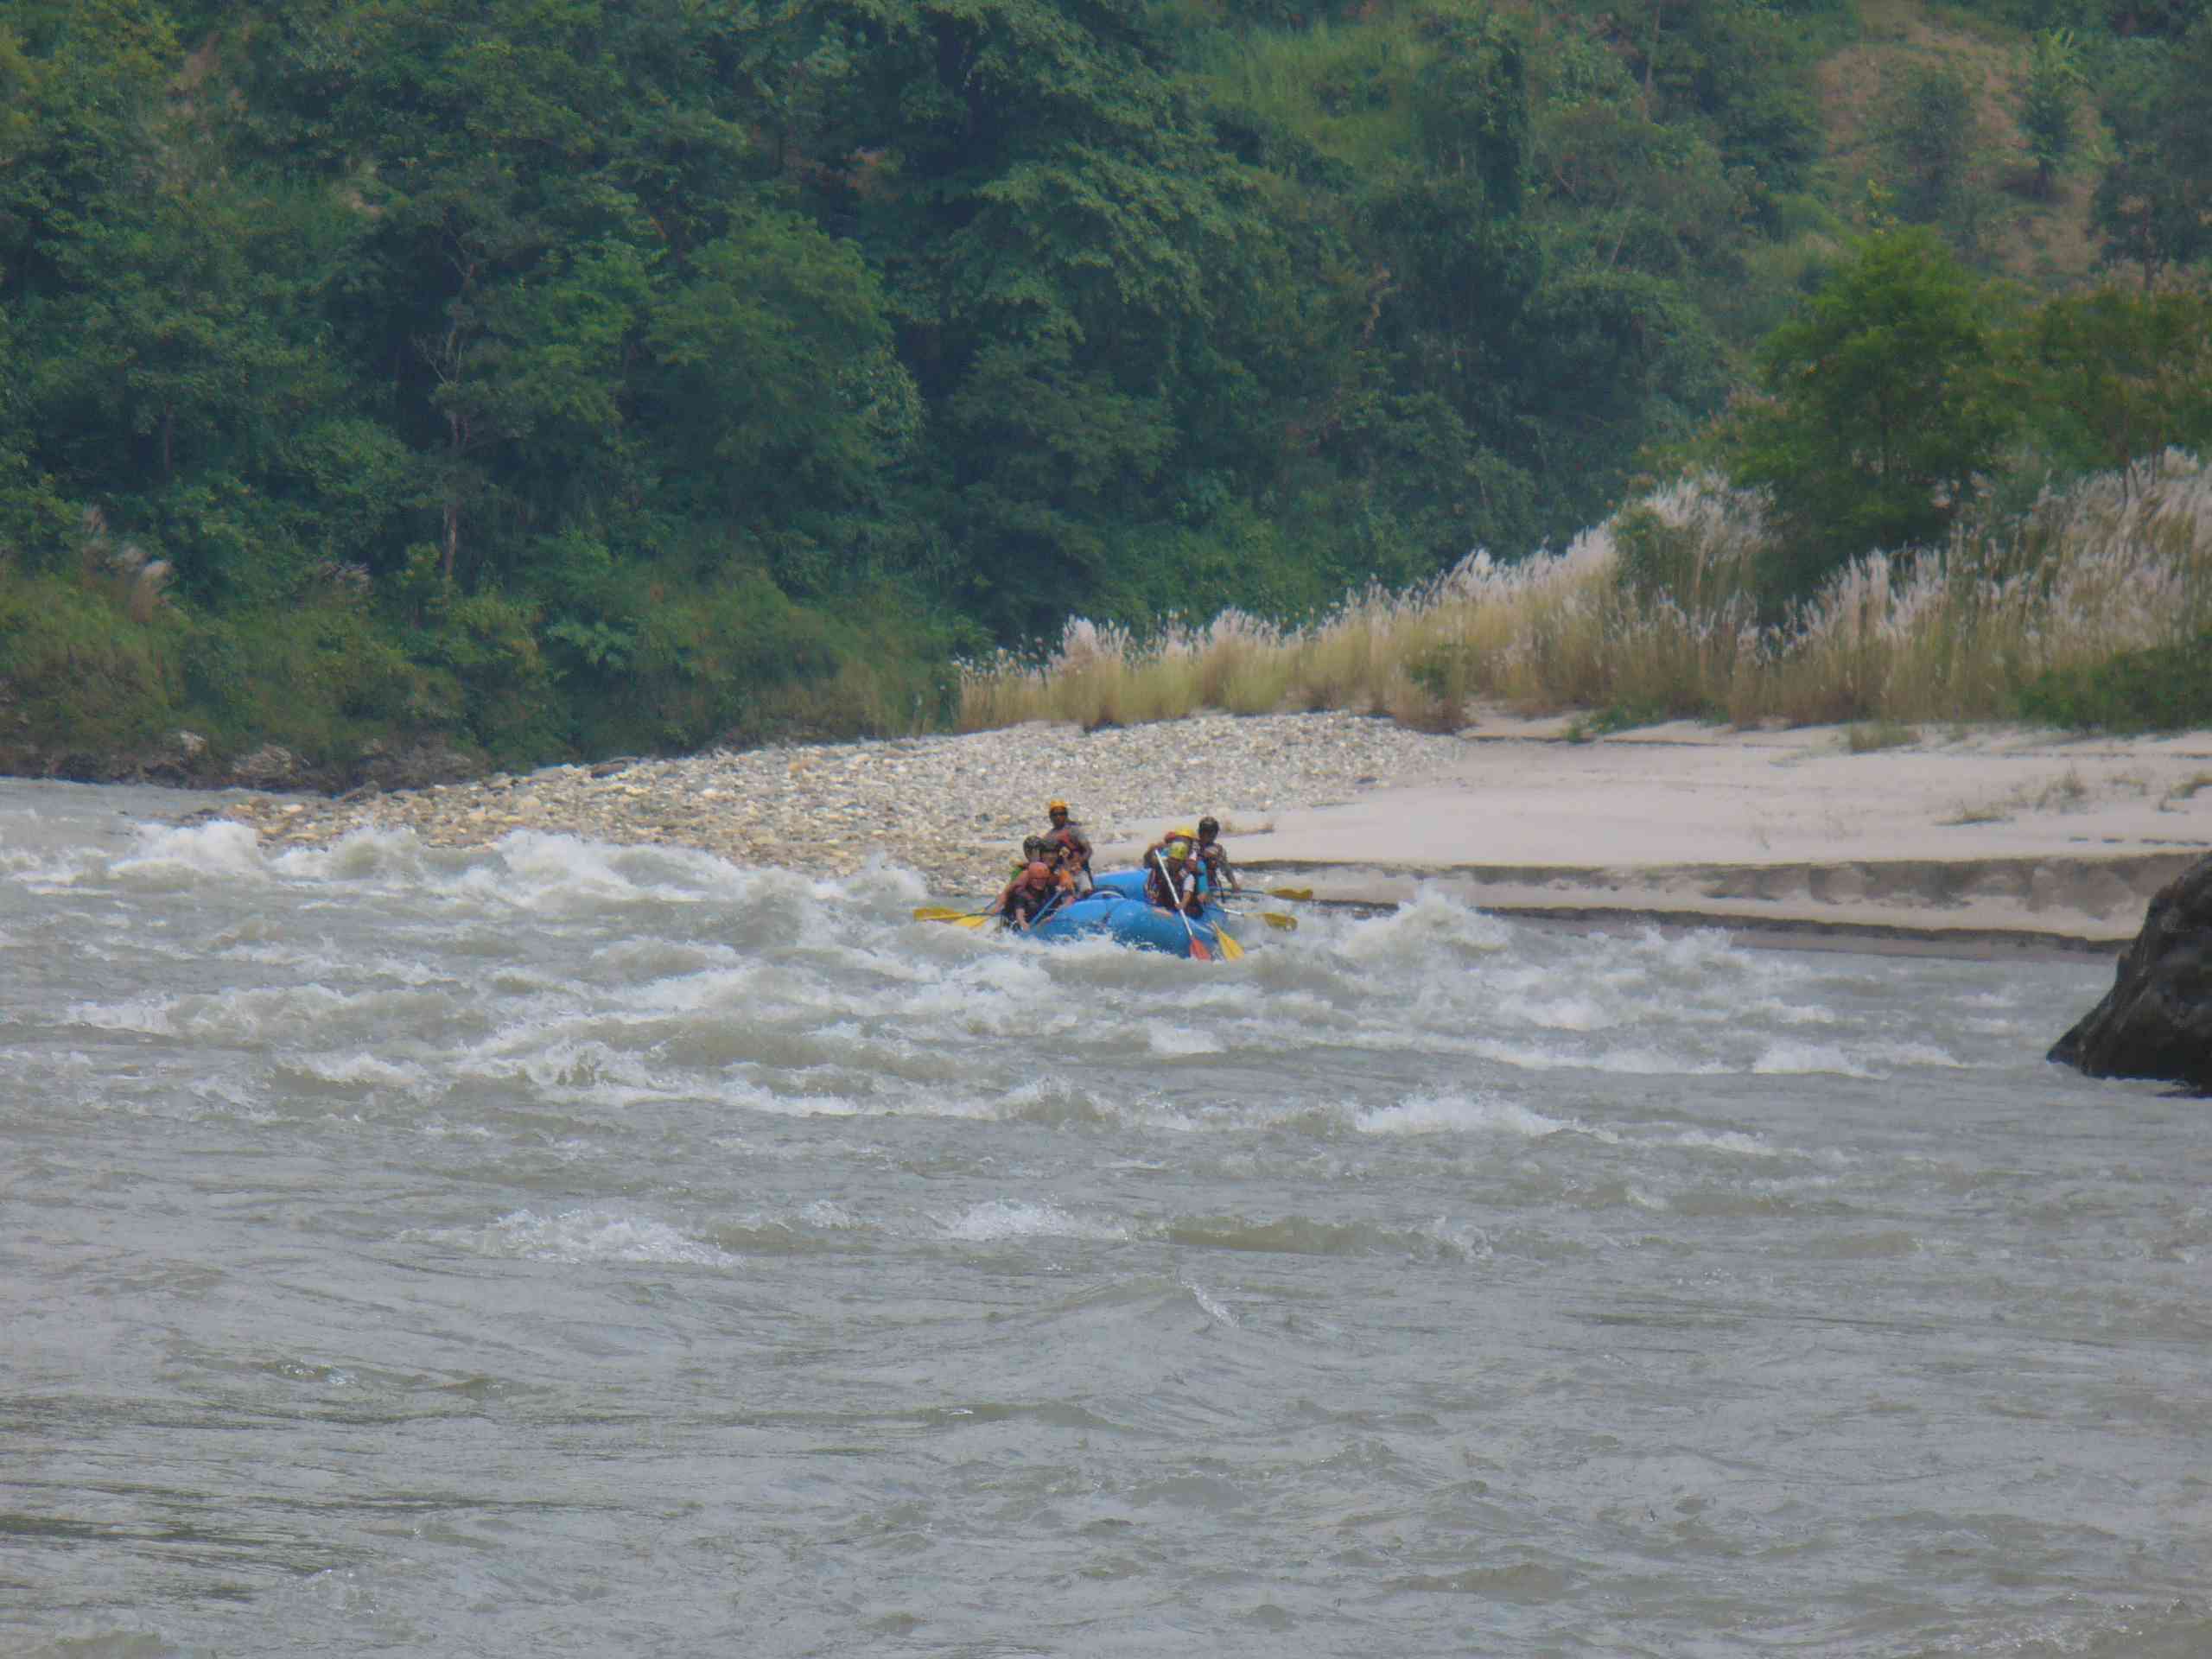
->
[2026,286,2212,479]
[1723,230,2015,601]
[644,213,918,583]
[2092,22,2212,289]
[2017,30,2084,200]
[1875,62,2000,262]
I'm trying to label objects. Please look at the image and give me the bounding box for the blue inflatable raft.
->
[1014,869,1237,959]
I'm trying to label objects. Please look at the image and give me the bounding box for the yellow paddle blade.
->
[1259,911,1298,931]
[1264,887,1313,902]
[914,907,996,928]
[1214,927,1245,961]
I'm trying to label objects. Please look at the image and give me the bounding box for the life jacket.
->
[1003,868,1065,924]
[1146,855,1200,914]
[1043,821,1091,871]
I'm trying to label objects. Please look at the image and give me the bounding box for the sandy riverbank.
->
[1181,714,2212,950]
[207,711,2212,949]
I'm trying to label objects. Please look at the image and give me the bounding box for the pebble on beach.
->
[213,713,1459,897]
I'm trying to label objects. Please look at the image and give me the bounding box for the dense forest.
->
[1,0,2209,781]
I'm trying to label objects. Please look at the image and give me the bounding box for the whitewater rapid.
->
[3,779,2204,1658]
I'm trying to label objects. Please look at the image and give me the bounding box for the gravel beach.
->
[204,710,2212,944]
[211,713,1452,900]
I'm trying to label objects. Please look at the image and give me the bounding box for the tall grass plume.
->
[958,453,2212,734]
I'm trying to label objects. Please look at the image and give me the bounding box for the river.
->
[3,778,2205,1657]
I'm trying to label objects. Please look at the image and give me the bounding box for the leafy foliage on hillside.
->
[0,0,2207,773]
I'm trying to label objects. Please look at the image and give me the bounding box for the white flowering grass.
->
[957,454,2212,732]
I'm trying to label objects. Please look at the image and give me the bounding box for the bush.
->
[2016,633,2212,731]
[0,571,187,753]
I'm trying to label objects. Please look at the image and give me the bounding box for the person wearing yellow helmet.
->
[1145,816,1239,898]
[1041,799,1093,892]
[1143,836,1204,916]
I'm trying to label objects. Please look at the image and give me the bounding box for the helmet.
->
[1046,798,1069,815]
[1166,838,1192,861]
[1026,861,1051,880]
[1022,836,1046,857]
[1198,817,1219,838]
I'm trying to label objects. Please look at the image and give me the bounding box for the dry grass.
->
[958,453,2212,736]
[1942,764,2100,825]
[1845,719,1923,753]
[2162,772,2212,810]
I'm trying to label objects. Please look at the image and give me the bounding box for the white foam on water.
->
[65,982,463,1047]
[590,937,737,979]
[1466,1036,1728,1076]
[931,1198,1130,1243]
[439,1207,740,1268]
[1,849,95,889]
[1668,1127,1777,1158]
[1354,1090,1611,1142]
[0,1045,93,1079]
[412,1115,499,1142]
[626,964,764,1013]
[810,938,950,985]
[289,1052,431,1090]
[832,854,931,911]
[1331,889,1513,964]
[893,954,1067,1035]
[1182,1275,1238,1326]
[1418,1216,1494,1260]
[1145,1024,1224,1057]
[451,830,690,912]
[1751,1040,1884,1079]
[210,983,454,1044]
[1491,988,1619,1032]
[109,820,272,884]
[1642,925,1762,975]
[1866,1039,1971,1070]
[712,1079,878,1119]
[219,939,454,988]
[1740,995,1842,1027]
[62,996,177,1036]
[272,824,429,883]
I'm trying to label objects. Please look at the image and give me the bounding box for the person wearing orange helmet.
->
[1040,799,1093,893]
[995,859,1072,929]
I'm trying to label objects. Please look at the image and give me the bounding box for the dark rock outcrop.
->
[0,729,487,795]
[2050,853,2212,1092]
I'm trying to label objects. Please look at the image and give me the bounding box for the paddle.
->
[1012,883,1071,934]
[1261,887,1313,902]
[1196,872,1248,961]
[913,906,995,930]
[1152,850,1211,963]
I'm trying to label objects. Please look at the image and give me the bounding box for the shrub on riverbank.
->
[0,552,963,785]
[957,452,2212,734]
